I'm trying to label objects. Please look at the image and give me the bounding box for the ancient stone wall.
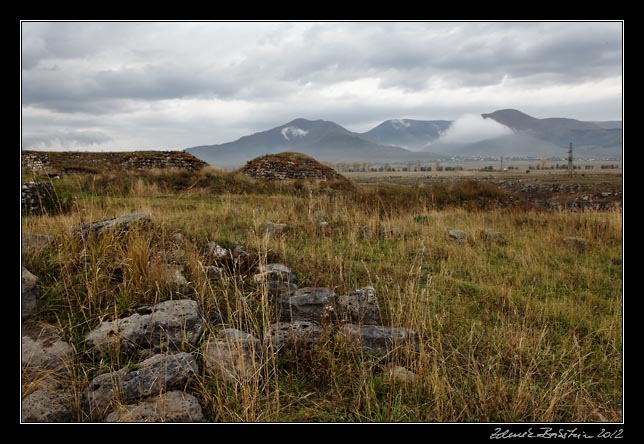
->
[241,153,344,181]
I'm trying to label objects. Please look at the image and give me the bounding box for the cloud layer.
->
[21,21,623,151]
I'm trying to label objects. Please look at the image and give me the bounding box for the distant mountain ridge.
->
[185,109,622,168]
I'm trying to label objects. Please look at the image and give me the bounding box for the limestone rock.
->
[21,233,55,255]
[205,242,228,260]
[266,321,322,351]
[480,230,507,245]
[104,391,203,423]
[385,365,418,383]
[260,221,288,236]
[203,328,261,383]
[340,324,419,357]
[77,212,151,238]
[337,286,381,325]
[253,263,298,285]
[21,267,39,321]
[278,287,336,323]
[448,230,467,241]
[85,352,198,420]
[85,299,203,355]
[205,266,225,281]
[22,388,72,422]
[264,281,299,298]
[22,330,74,372]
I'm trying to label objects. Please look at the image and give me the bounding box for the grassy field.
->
[21,166,623,422]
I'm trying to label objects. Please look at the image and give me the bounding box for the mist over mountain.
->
[185,109,622,168]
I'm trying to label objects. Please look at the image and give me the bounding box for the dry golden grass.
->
[21,168,622,422]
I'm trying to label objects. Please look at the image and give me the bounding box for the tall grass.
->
[21,168,622,422]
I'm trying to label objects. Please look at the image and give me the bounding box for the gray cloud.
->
[21,21,622,150]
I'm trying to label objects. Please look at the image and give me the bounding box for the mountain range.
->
[185,109,622,168]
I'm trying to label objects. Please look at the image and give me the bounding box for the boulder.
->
[22,330,74,372]
[253,263,298,285]
[202,328,261,383]
[260,221,288,237]
[77,212,151,238]
[266,321,322,351]
[21,267,39,321]
[339,324,419,357]
[21,233,55,255]
[384,365,418,383]
[85,352,198,420]
[104,391,204,423]
[22,387,72,422]
[265,281,299,298]
[85,299,203,355]
[205,242,228,260]
[448,230,467,241]
[337,286,381,325]
[480,230,507,245]
[278,287,336,323]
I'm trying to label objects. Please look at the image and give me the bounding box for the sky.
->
[21,21,623,151]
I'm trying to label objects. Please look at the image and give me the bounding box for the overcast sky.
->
[21,21,623,151]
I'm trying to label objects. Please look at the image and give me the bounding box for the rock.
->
[265,281,299,298]
[563,236,588,251]
[22,388,72,422]
[266,321,322,351]
[21,233,55,255]
[278,287,336,323]
[205,242,228,260]
[21,267,39,321]
[337,286,381,325]
[85,352,198,420]
[339,324,419,357]
[318,221,329,228]
[22,329,74,372]
[205,266,225,281]
[260,221,288,236]
[448,230,467,241]
[480,230,507,245]
[85,299,203,355]
[149,263,192,294]
[253,263,298,285]
[21,181,61,215]
[203,329,261,383]
[384,365,418,383]
[77,212,151,238]
[104,391,203,423]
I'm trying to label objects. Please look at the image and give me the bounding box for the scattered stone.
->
[203,328,261,383]
[85,352,198,420]
[205,265,225,281]
[278,287,336,323]
[77,212,151,238]
[337,286,381,325]
[563,236,588,251]
[205,242,228,260]
[21,267,39,321]
[260,221,288,236]
[384,365,418,383]
[339,324,419,357]
[105,391,204,423]
[21,181,61,215]
[265,281,299,298]
[85,299,203,355]
[21,233,55,255]
[149,263,191,292]
[253,263,298,285]
[231,245,248,259]
[22,329,74,372]
[318,221,329,228]
[448,230,467,241]
[22,387,72,422]
[266,321,322,350]
[480,230,507,245]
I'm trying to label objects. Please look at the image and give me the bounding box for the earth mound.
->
[240,152,345,181]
